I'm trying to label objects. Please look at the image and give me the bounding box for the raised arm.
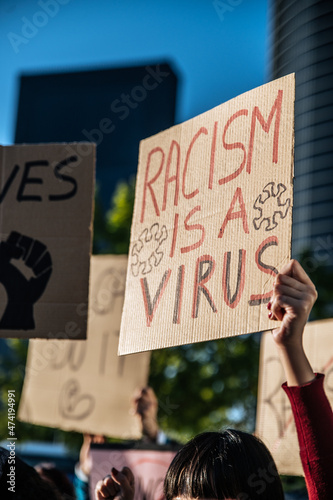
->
[133,386,159,441]
[269,259,333,500]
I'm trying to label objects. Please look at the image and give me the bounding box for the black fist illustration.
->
[0,231,52,330]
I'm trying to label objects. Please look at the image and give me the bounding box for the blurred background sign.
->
[19,255,151,438]
[90,444,180,500]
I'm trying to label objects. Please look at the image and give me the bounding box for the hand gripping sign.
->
[119,75,295,354]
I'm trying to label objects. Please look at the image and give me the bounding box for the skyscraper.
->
[270,0,333,266]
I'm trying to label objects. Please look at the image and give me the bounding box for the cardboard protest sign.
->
[0,143,95,339]
[18,255,151,438]
[256,319,333,476]
[119,74,295,354]
[90,445,179,500]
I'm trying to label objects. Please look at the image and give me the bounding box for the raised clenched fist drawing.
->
[0,231,52,330]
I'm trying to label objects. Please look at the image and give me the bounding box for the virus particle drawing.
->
[253,182,291,231]
[131,223,168,277]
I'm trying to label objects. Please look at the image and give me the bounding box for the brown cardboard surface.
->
[0,143,95,339]
[256,319,333,476]
[90,447,178,500]
[18,255,151,438]
[119,75,295,354]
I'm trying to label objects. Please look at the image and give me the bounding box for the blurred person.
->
[36,461,76,499]
[74,434,105,500]
[0,447,63,499]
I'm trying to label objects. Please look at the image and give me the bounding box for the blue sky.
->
[0,0,269,145]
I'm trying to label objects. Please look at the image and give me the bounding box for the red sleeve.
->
[283,373,333,500]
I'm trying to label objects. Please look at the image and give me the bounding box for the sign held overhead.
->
[119,75,295,354]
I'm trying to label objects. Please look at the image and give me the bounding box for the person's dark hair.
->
[164,430,284,500]
[0,447,63,500]
[36,462,76,499]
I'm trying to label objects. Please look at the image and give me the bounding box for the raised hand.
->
[95,467,135,500]
[268,259,318,386]
[133,386,159,440]
[79,434,106,477]
[268,259,317,347]
[0,231,52,330]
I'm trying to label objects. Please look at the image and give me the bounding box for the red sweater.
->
[283,374,333,500]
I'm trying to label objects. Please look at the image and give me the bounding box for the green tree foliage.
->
[149,335,260,442]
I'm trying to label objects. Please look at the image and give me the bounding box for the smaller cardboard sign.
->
[90,445,178,500]
[119,74,295,354]
[18,255,151,438]
[0,143,95,339]
[256,319,333,476]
